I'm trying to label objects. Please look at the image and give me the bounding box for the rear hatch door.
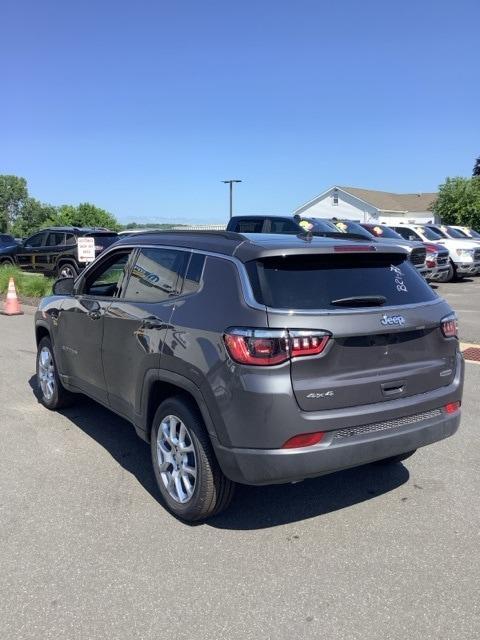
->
[250,250,457,412]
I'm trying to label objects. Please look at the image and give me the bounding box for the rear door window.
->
[246,253,437,310]
[124,248,189,302]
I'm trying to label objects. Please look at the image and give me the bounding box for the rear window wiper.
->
[330,295,387,307]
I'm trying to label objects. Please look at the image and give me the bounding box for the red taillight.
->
[441,315,458,338]
[223,331,289,366]
[282,431,325,448]
[290,332,330,357]
[223,329,331,366]
[444,401,461,414]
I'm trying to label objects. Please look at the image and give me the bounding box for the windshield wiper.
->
[330,295,387,307]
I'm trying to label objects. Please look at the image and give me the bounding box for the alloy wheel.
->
[156,414,197,503]
[38,346,56,401]
[60,264,75,278]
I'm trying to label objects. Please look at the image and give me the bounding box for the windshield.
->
[469,229,480,239]
[418,226,443,240]
[442,226,470,239]
[365,225,403,239]
[331,220,374,239]
[309,220,340,233]
[452,228,469,237]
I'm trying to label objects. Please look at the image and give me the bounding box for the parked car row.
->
[226,215,480,283]
[0,227,119,278]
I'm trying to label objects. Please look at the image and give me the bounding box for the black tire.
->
[56,262,78,279]
[36,336,74,410]
[442,261,455,283]
[372,450,416,465]
[450,260,464,282]
[150,396,235,521]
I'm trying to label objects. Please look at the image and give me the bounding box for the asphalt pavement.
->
[435,276,480,344]
[0,311,479,640]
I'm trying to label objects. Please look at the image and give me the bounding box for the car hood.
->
[434,238,480,250]
[371,237,424,251]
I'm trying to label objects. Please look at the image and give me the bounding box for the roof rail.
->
[128,229,246,241]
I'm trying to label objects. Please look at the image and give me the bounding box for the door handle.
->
[381,380,406,397]
[142,319,165,330]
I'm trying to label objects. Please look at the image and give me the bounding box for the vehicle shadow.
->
[29,376,410,531]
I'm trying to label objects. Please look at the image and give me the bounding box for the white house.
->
[294,186,438,225]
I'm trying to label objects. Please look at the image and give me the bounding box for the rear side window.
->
[182,253,205,295]
[46,232,66,246]
[231,219,264,233]
[246,253,437,310]
[124,248,188,302]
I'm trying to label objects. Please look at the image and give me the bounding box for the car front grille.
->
[474,248,480,262]
[333,408,443,441]
[437,251,449,266]
[410,247,427,266]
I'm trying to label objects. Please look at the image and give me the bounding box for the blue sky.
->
[1,0,479,223]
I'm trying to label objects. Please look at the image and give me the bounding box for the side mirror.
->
[53,277,75,296]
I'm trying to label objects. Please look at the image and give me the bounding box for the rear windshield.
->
[246,253,437,310]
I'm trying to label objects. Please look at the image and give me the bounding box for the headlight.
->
[455,248,474,258]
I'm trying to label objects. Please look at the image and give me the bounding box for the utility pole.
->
[222,179,242,219]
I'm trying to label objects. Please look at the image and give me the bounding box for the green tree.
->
[11,198,57,237]
[473,156,480,177]
[0,175,28,232]
[431,177,480,228]
[44,202,119,230]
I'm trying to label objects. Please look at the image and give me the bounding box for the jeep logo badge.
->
[381,314,406,327]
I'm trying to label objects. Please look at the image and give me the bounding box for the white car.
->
[391,223,480,281]
[449,225,480,241]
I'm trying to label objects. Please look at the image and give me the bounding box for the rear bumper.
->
[213,409,460,485]
[213,352,464,485]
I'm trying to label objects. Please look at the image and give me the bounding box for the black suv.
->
[16,226,119,278]
[35,231,463,521]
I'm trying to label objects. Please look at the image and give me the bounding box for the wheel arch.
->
[137,369,217,444]
[35,323,51,346]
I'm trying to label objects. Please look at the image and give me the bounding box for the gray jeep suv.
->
[35,231,463,521]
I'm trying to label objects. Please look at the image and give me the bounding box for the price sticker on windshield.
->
[77,237,96,263]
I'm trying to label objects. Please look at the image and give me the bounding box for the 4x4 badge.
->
[381,314,405,327]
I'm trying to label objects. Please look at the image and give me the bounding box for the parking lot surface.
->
[1,308,479,640]
[436,276,480,344]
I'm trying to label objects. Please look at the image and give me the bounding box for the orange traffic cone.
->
[1,277,24,316]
